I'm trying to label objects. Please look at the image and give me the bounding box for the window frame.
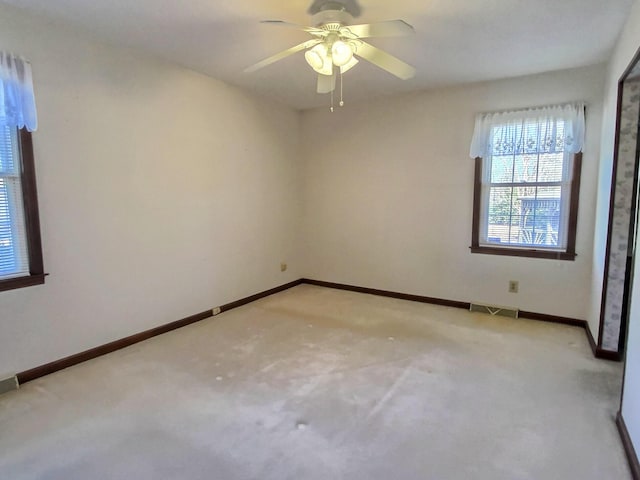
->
[0,128,45,292]
[470,152,582,261]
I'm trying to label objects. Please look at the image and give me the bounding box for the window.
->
[0,126,44,291]
[0,51,43,291]
[470,104,584,260]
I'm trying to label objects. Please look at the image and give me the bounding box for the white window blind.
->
[0,125,29,278]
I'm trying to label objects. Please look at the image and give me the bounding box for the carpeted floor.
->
[0,285,631,479]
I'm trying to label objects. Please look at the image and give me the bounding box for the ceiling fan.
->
[245,1,416,100]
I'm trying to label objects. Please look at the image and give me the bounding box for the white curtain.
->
[0,52,37,132]
[469,103,585,159]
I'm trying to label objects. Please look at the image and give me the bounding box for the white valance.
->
[469,103,585,159]
[0,52,37,132]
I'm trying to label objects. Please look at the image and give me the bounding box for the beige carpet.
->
[0,285,631,479]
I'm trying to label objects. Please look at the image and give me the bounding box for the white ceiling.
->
[1,0,633,110]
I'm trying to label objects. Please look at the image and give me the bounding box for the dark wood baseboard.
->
[583,322,623,361]
[617,411,640,480]
[16,309,213,384]
[301,278,471,310]
[513,311,623,361]
[16,279,303,385]
[585,322,598,352]
[517,310,586,327]
[301,278,591,327]
[595,348,623,361]
[220,279,303,312]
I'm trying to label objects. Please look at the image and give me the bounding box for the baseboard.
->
[16,279,303,385]
[582,323,622,361]
[585,322,598,351]
[515,311,623,361]
[220,279,303,312]
[16,309,213,384]
[300,278,471,310]
[301,278,589,326]
[595,348,623,361]
[617,411,640,480]
[517,310,586,328]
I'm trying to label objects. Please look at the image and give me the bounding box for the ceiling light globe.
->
[331,41,353,67]
[305,50,324,71]
[305,44,329,73]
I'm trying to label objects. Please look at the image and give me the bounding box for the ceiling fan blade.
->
[341,20,414,39]
[244,39,322,73]
[317,73,336,94]
[353,41,416,80]
[261,20,327,35]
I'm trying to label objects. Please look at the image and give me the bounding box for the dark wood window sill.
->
[0,273,47,292]
[470,245,576,261]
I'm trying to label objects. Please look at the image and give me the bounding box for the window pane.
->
[0,129,29,279]
[490,155,514,183]
[0,126,19,175]
[538,153,563,182]
[509,215,522,244]
[487,222,509,244]
[512,185,535,212]
[513,155,538,183]
[487,187,512,244]
[518,188,561,247]
[488,187,512,221]
[532,216,559,246]
[536,185,562,200]
[483,174,565,249]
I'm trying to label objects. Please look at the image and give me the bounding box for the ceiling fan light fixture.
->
[340,56,358,74]
[305,44,329,71]
[306,43,334,75]
[331,40,353,66]
[246,6,417,110]
[305,50,323,71]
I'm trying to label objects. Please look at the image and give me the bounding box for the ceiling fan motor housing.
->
[308,0,360,19]
[311,5,354,27]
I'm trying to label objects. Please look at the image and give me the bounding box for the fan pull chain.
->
[330,82,334,113]
[340,70,344,107]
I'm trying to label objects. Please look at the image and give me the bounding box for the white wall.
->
[300,65,605,320]
[0,4,301,374]
[612,0,640,460]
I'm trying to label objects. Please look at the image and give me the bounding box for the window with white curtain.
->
[469,103,584,260]
[0,51,44,291]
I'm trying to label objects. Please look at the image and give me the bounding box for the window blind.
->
[0,125,29,278]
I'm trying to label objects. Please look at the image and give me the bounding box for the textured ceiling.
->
[0,0,633,110]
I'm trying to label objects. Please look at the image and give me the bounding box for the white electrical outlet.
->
[212,307,221,316]
[280,262,287,272]
[508,280,519,293]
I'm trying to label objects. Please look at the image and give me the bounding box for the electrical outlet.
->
[280,262,287,272]
[508,280,519,293]
[212,307,221,315]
